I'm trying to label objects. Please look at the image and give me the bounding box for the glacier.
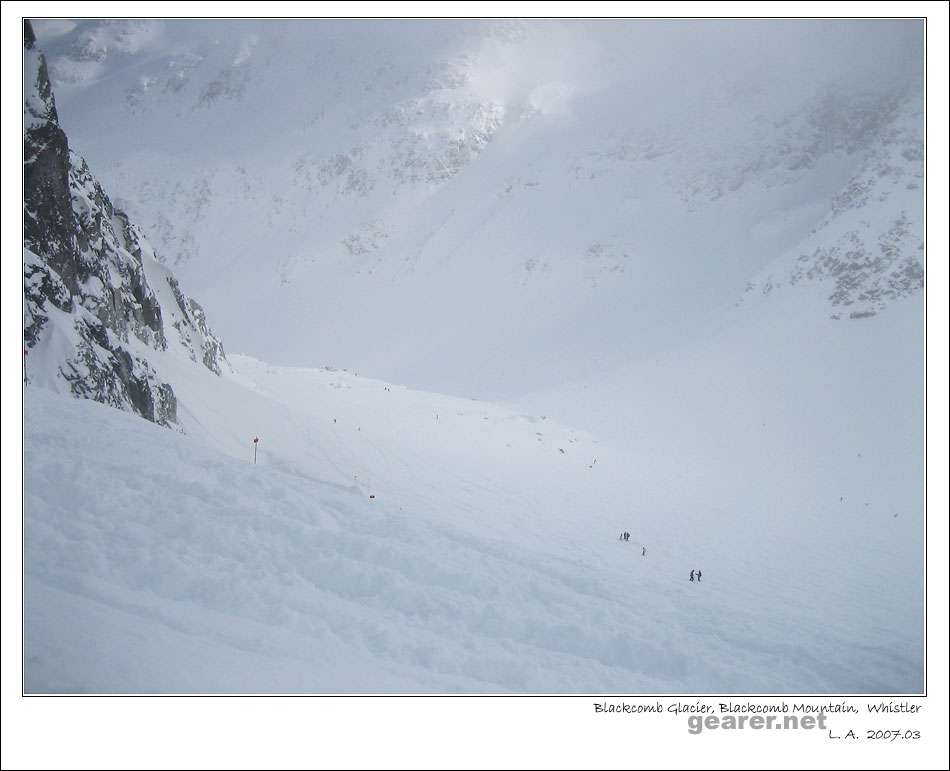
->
[21,18,926,696]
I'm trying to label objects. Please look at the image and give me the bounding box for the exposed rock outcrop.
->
[23,20,228,427]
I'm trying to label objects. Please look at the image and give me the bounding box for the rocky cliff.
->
[24,20,228,426]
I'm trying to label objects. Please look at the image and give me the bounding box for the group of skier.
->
[619,532,648,557]
[618,531,702,581]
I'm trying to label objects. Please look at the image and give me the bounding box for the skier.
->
[624,531,630,542]
[641,546,646,557]
[689,570,695,582]
[697,570,702,583]
[619,532,624,541]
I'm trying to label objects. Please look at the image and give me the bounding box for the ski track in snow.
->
[23,20,923,694]
[25,349,922,693]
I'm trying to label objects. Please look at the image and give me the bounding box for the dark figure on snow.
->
[624,531,630,542]
[619,532,624,541]
[642,546,646,557]
[689,570,695,582]
[697,570,702,583]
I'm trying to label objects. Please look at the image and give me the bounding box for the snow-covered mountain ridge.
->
[742,96,924,319]
[21,19,925,695]
[35,20,924,399]
[24,21,227,426]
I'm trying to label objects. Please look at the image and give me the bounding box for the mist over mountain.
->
[33,19,923,400]
[22,19,925,698]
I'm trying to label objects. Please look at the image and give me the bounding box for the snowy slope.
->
[33,19,924,400]
[25,302,923,693]
[23,18,924,696]
[520,259,924,565]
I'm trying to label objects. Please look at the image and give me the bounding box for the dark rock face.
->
[165,275,226,375]
[24,21,77,297]
[23,20,227,427]
[67,153,168,351]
